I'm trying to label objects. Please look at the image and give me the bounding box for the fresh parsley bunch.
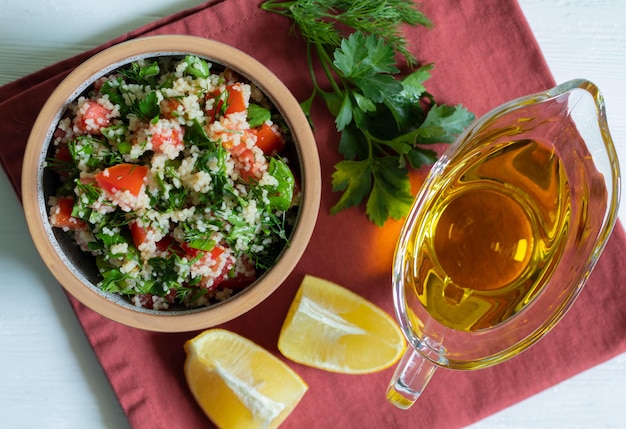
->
[261,0,475,226]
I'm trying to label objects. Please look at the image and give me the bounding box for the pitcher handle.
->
[386,347,438,409]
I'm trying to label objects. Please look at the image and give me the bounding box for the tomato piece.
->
[55,145,72,163]
[205,88,224,123]
[51,145,73,177]
[160,98,183,119]
[156,235,184,257]
[53,126,68,142]
[226,142,265,182]
[133,288,176,309]
[206,102,221,123]
[229,142,255,160]
[206,84,246,120]
[209,256,237,290]
[221,275,256,290]
[221,257,257,290]
[129,221,148,248]
[252,123,285,155]
[131,222,184,256]
[50,197,86,230]
[95,163,148,197]
[181,243,235,290]
[225,84,246,115]
[180,241,200,259]
[209,246,225,261]
[181,242,224,261]
[150,121,184,154]
[74,100,112,134]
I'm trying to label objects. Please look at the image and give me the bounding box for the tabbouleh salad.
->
[46,54,300,310]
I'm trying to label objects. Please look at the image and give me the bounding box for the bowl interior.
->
[23,35,320,332]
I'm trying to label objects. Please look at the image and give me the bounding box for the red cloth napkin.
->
[3,0,626,428]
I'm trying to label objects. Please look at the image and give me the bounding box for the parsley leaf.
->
[132,91,160,121]
[330,159,372,213]
[185,118,216,148]
[367,157,414,224]
[118,60,160,86]
[262,0,475,225]
[326,32,474,225]
[334,32,399,78]
[416,104,477,144]
[247,103,272,128]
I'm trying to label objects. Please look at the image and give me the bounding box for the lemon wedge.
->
[278,275,406,374]
[184,329,308,429]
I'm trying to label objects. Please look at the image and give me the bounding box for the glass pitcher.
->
[386,79,621,409]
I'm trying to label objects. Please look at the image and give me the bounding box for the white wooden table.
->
[1,1,625,428]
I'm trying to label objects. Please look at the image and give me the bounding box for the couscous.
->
[46,55,299,310]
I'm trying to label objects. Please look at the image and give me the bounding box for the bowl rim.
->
[22,34,321,332]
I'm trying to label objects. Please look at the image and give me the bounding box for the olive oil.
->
[403,139,570,331]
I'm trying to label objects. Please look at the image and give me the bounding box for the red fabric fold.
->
[2,1,626,428]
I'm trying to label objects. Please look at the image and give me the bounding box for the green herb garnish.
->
[131,90,160,122]
[247,103,272,128]
[183,55,211,79]
[118,60,160,86]
[261,0,475,226]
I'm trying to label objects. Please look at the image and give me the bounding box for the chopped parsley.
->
[47,55,300,310]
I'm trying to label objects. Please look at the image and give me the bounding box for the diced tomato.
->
[229,142,255,160]
[180,241,199,259]
[206,101,222,123]
[181,243,236,290]
[74,100,112,134]
[181,242,224,261]
[209,258,236,290]
[51,145,73,177]
[155,235,184,257]
[93,77,108,92]
[50,197,86,230]
[220,275,256,290]
[252,123,285,155]
[160,98,183,119]
[224,84,246,115]
[209,245,225,261]
[221,257,257,290]
[95,163,148,197]
[205,88,223,123]
[227,276,256,289]
[130,221,184,256]
[129,221,149,248]
[205,84,246,121]
[53,126,68,142]
[133,289,176,309]
[206,88,221,99]
[150,123,184,154]
[226,142,265,182]
[55,145,72,163]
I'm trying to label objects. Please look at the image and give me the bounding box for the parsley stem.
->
[305,43,318,90]
[259,0,295,15]
[260,0,474,226]
[313,43,342,95]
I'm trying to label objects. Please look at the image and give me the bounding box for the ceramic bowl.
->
[22,35,320,332]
